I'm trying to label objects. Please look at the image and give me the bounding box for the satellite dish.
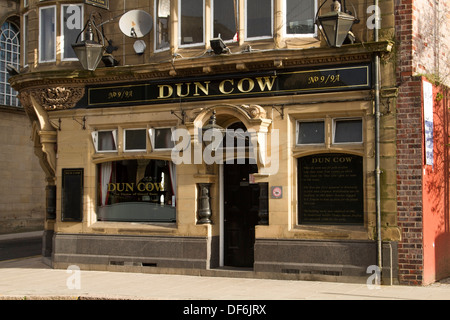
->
[119,10,153,38]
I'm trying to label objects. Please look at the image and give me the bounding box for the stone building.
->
[0,0,45,234]
[9,0,449,285]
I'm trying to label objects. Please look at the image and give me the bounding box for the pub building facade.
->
[11,0,436,284]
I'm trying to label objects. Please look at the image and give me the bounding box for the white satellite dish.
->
[119,10,153,38]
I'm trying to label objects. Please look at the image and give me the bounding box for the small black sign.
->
[298,154,364,225]
[84,64,371,108]
[85,0,109,10]
[62,168,84,222]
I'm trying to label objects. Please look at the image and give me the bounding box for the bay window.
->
[61,4,84,60]
[39,6,56,63]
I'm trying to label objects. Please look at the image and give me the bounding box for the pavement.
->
[0,232,449,302]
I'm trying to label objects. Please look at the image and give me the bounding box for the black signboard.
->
[84,64,371,108]
[62,168,84,222]
[298,154,363,225]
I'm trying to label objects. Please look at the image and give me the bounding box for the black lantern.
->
[72,14,105,71]
[316,0,356,47]
[202,111,225,152]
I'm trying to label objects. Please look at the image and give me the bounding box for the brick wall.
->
[395,0,450,285]
[395,0,423,285]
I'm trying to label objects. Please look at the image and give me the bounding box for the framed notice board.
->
[298,154,364,225]
[62,168,84,222]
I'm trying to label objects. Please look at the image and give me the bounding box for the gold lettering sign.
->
[87,65,371,107]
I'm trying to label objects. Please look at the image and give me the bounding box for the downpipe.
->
[374,0,383,282]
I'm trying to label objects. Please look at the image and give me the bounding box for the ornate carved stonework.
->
[30,87,85,111]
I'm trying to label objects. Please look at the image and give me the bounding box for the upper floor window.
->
[155,0,171,51]
[0,21,20,107]
[179,0,205,47]
[285,0,316,36]
[213,0,238,41]
[39,6,56,63]
[61,4,84,60]
[246,0,273,39]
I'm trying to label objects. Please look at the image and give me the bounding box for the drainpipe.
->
[374,0,382,280]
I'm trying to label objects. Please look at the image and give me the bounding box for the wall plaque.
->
[62,168,84,222]
[298,154,363,225]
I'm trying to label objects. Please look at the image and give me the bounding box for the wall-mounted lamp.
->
[202,110,225,152]
[315,0,357,47]
[210,37,231,55]
[72,14,105,71]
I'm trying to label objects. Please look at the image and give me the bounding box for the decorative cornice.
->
[9,41,393,93]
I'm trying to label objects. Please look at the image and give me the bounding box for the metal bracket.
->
[272,105,284,119]
[171,110,185,124]
[50,118,62,131]
[73,116,86,130]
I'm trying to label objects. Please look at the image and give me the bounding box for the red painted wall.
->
[421,78,450,285]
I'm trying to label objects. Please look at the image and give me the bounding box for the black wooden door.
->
[224,161,259,267]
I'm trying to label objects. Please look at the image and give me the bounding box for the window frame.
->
[23,13,29,67]
[178,0,205,48]
[61,4,84,61]
[0,20,21,107]
[244,0,274,41]
[149,127,175,151]
[296,119,326,146]
[211,0,238,43]
[39,5,57,63]
[283,0,317,38]
[91,129,118,153]
[332,117,363,145]
[124,128,148,152]
[154,0,171,52]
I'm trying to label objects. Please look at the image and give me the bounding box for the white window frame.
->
[39,5,57,63]
[0,20,20,107]
[178,0,205,48]
[283,0,317,38]
[149,127,175,151]
[296,119,326,146]
[211,0,238,43]
[91,130,118,153]
[61,4,84,61]
[154,0,171,53]
[332,118,363,145]
[23,13,29,67]
[124,128,148,152]
[244,0,273,41]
